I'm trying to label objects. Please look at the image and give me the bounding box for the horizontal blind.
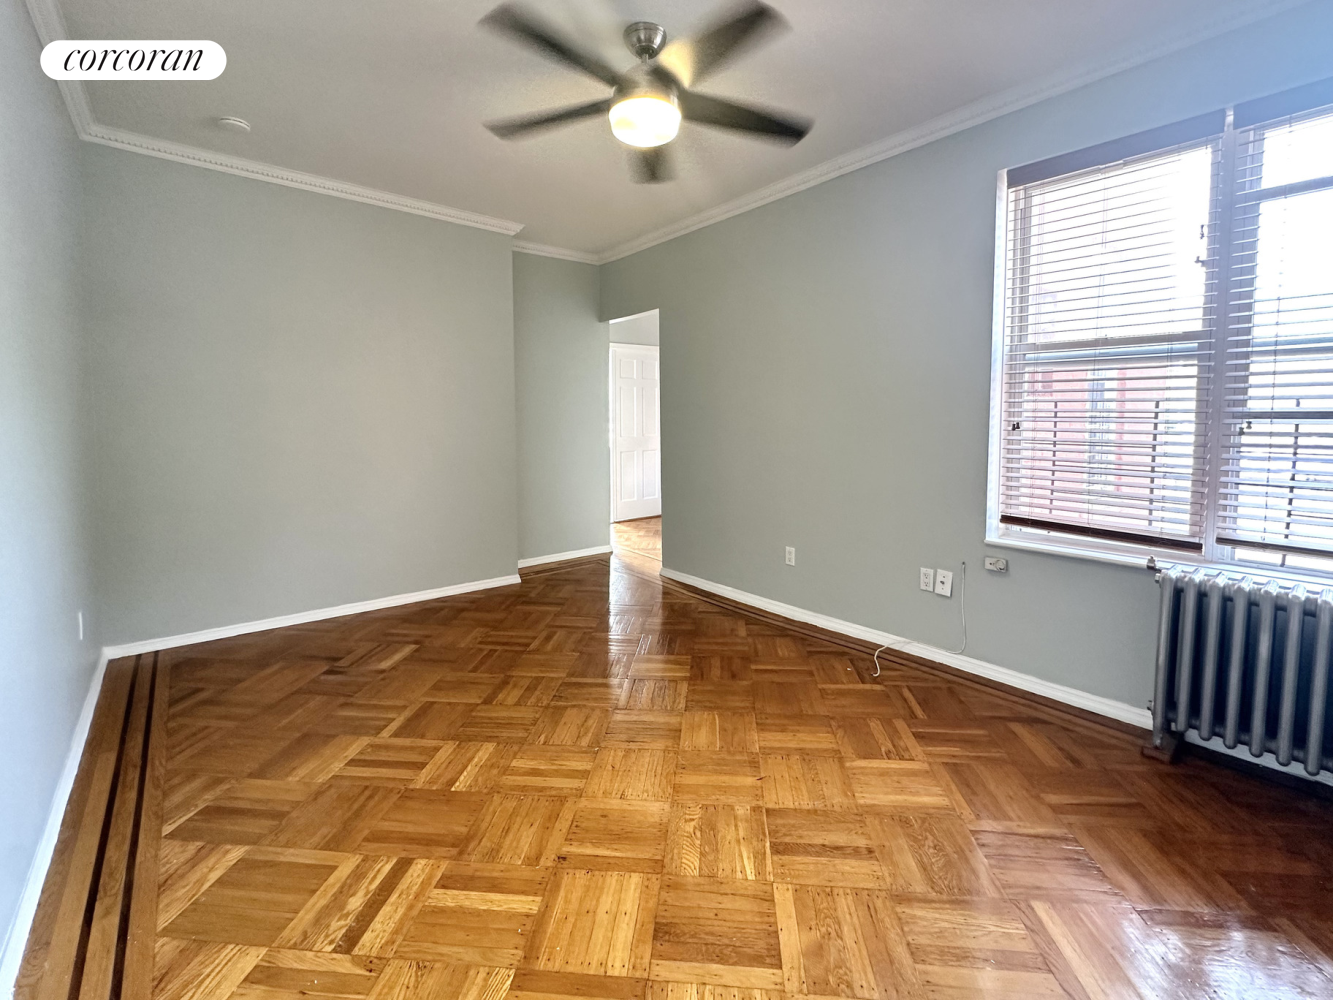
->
[1218,106,1333,559]
[1000,142,1219,549]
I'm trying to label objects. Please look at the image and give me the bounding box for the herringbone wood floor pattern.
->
[54,538,1333,998]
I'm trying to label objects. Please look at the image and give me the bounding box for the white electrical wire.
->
[871,560,967,677]
[946,561,968,655]
[871,642,888,678]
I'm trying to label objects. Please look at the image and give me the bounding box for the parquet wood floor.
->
[612,517,662,562]
[27,542,1333,999]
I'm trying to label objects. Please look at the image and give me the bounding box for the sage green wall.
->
[513,252,610,560]
[0,0,98,956]
[609,310,659,346]
[600,2,1333,709]
[81,146,519,645]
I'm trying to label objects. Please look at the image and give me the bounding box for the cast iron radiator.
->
[1152,567,1333,776]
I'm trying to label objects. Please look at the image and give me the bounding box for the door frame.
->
[609,342,661,523]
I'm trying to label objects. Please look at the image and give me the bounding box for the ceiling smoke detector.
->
[216,116,251,133]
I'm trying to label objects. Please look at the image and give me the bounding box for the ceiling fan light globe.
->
[609,96,681,148]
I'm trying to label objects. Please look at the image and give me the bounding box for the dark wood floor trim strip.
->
[122,663,166,999]
[16,654,167,1000]
[517,552,613,580]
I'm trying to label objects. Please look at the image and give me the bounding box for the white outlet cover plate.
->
[934,569,953,597]
[919,568,935,591]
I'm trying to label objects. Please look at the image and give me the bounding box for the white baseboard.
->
[101,574,522,659]
[663,569,1333,789]
[0,650,109,998]
[517,545,612,569]
[659,567,1154,730]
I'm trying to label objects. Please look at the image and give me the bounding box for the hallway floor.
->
[612,515,662,563]
[25,551,1333,1000]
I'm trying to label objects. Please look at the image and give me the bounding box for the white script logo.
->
[41,40,226,80]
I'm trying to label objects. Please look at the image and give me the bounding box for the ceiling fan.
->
[481,1,812,182]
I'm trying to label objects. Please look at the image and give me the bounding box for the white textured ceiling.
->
[53,0,1297,256]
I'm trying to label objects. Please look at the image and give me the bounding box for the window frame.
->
[986,78,1333,578]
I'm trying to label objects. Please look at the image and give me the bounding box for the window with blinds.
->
[992,81,1333,570]
[1219,108,1333,568]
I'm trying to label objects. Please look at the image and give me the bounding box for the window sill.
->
[987,529,1333,591]
[985,533,1157,571]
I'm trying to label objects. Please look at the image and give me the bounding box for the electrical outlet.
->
[785,546,796,566]
[934,569,954,597]
[984,556,1008,573]
[919,567,935,591]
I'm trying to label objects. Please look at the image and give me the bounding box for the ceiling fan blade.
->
[630,146,674,184]
[480,4,622,87]
[485,99,613,139]
[659,1,785,86]
[679,90,811,143]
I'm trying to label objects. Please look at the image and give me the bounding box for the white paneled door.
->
[610,344,661,522]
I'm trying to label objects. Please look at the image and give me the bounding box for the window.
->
[991,79,1333,573]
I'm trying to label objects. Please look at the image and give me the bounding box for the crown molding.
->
[25,0,1308,259]
[25,0,93,133]
[593,0,1311,264]
[512,241,601,265]
[79,122,525,234]
[23,0,524,236]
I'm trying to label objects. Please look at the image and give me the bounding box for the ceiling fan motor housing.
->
[613,62,678,108]
[623,21,667,59]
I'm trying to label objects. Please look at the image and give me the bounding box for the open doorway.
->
[609,309,661,564]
